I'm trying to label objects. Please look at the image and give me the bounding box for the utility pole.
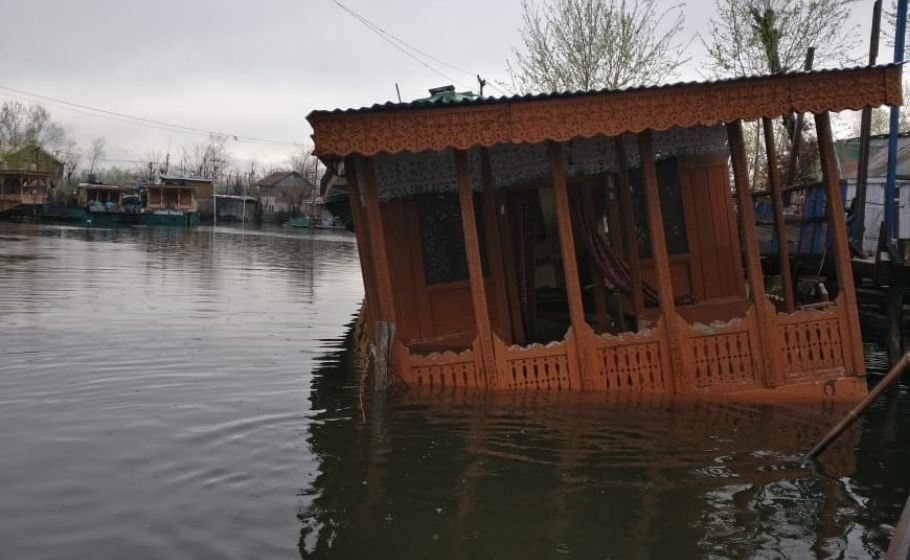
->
[310,153,318,229]
[885,0,908,248]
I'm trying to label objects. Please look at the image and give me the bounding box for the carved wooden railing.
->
[593,323,667,392]
[687,309,760,390]
[776,304,846,382]
[492,331,575,391]
[394,299,854,393]
[403,339,482,389]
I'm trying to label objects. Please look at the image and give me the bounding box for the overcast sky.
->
[0,0,885,172]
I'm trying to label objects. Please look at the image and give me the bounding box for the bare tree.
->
[88,136,106,175]
[182,134,231,190]
[703,0,860,78]
[505,0,687,94]
[137,150,168,181]
[60,139,81,187]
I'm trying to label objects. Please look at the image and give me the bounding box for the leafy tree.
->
[506,0,687,93]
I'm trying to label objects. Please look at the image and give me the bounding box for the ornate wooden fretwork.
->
[310,66,901,158]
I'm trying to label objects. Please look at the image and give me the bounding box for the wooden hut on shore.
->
[309,65,902,398]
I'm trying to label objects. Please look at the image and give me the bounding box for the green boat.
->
[285,216,311,228]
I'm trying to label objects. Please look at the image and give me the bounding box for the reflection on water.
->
[1,223,909,559]
[301,372,910,559]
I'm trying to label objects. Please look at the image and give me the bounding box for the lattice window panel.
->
[597,342,664,391]
[691,332,756,387]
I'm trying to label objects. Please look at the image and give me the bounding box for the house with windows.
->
[256,170,315,223]
[309,67,902,398]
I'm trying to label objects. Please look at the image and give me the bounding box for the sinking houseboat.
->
[308,65,903,398]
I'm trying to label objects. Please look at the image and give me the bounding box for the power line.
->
[0,84,304,147]
[327,0,508,95]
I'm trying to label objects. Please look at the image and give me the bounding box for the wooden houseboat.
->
[0,170,52,216]
[308,65,903,398]
[141,181,199,226]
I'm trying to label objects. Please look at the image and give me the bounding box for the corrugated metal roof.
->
[308,64,902,118]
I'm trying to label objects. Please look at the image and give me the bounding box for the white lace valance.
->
[368,125,728,201]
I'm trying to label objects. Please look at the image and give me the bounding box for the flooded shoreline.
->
[1,222,908,559]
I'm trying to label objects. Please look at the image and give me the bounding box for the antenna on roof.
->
[395,83,402,103]
[477,75,486,98]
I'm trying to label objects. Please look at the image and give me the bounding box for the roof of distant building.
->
[256,170,313,188]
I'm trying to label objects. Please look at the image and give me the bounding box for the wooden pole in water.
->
[806,352,910,459]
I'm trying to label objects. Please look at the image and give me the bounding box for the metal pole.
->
[885,0,908,246]
[310,153,318,229]
[854,0,883,253]
[806,352,910,459]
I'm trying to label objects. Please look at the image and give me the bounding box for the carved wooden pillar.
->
[345,158,379,329]
[614,137,646,319]
[455,150,497,386]
[727,120,782,387]
[547,140,590,390]
[637,131,684,392]
[815,111,866,375]
[359,156,397,325]
[762,117,796,313]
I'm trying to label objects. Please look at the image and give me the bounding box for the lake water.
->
[0,222,908,559]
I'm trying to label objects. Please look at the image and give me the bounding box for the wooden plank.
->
[762,117,795,312]
[613,137,646,318]
[496,191,526,344]
[455,150,497,386]
[638,130,685,392]
[727,120,782,387]
[815,111,866,375]
[547,140,589,390]
[359,157,397,324]
[480,148,513,343]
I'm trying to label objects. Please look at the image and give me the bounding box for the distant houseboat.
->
[308,66,903,399]
[142,181,199,226]
[0,170,52,217]
[41,179,198,227]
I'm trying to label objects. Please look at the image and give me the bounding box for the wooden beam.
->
[455,150,497,386]
[359,156,397,324]
[582,181,610,333]
[547,142,587,330]
[637,133,675,314]
[547,140,588,389]
[345,158,380,329]
[727,120,782,387]
[762,117,796,312]
[638,130,683,392]
[496,190,526,344]
[480,148,513,343]
[815,111,866,375]
[614,137,646,319]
